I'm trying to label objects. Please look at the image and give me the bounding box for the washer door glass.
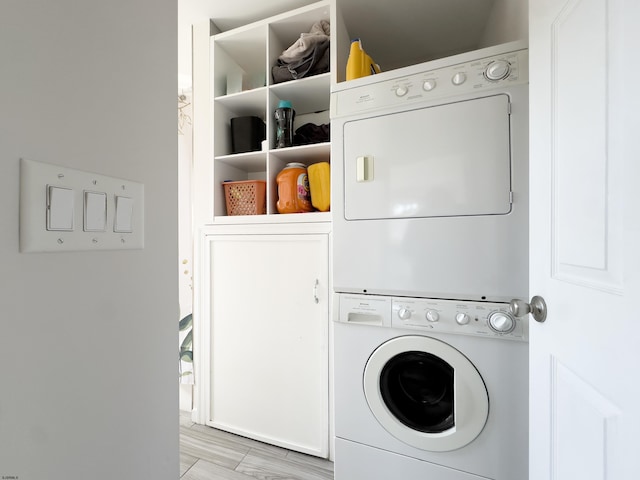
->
[364,335,489,452]
[380,351,454,433]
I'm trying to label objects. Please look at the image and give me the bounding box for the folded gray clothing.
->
[278,20,330,64]
[272,39,330,83]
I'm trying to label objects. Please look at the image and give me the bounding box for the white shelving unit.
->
[208,0,336,222]
[190,1,337,460]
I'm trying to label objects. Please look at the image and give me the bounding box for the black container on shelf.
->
[230,116,265,154]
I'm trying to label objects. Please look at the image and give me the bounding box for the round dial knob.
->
[397,307,411,320]
[426,310,440,322]
[452,72,467,85]
[485,60,511,81]
[395,86,409,97]
[488,311,516,333]
[422,79,436,91]
[455,313,470,325]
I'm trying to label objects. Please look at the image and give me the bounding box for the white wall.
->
[0,1,178,479]
[178,93,194,411]
[479,0,528,47]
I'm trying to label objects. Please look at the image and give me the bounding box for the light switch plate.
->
[20,158,144,252]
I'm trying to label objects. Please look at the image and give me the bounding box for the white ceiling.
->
[178,0,497,90]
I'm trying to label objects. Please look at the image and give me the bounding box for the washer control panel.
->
[337,294,527,342]
[332,47,528,118]
[392,297,527,341]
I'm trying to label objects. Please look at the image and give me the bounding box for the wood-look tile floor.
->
[180,412,334,480]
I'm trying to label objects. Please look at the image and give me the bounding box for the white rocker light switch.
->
[47,186,74,231]
[114,196,134,233]
[84,191,107,232]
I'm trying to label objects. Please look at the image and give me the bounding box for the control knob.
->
[484,60,511,81]
[452,72,467,85]
[395,86,409,97]
[422,79,436,91]
[426,310,440,322]
[397,307,411,320]
[455,313,470,325]
[488,311,516,334]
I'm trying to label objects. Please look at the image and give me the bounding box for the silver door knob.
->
[509,296,547,323]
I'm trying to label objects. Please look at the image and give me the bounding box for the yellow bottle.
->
[307,162,330,212]
[346,38,381,81]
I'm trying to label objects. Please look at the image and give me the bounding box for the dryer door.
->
[343,94,512,220]
[364,335,488,452]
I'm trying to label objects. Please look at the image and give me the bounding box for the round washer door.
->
[364,335,489,452]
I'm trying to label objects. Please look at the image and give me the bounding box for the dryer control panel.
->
[337,294,528,342]
[332,47,528,118]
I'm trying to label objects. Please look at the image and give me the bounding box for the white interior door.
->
[529,1,640,479]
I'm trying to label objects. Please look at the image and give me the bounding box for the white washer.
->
[334,294,528,479]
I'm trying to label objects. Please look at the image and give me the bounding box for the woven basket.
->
[222,180,267,215]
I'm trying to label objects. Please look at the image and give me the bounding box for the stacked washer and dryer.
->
[330,42,529,479]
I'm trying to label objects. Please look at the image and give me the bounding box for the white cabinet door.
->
[529,0,640,478]
[207,231,329,458]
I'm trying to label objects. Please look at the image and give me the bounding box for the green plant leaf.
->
[179,313,193,331]
[180,330,193,350]
[180,350,193,363]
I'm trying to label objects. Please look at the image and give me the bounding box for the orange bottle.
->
[276,163,313,213]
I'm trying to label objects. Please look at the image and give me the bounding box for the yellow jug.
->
[307,162,330,212]
[346,38,381,81]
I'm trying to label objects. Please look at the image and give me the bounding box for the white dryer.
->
[330,42,529,303]
[334,294,528,479]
